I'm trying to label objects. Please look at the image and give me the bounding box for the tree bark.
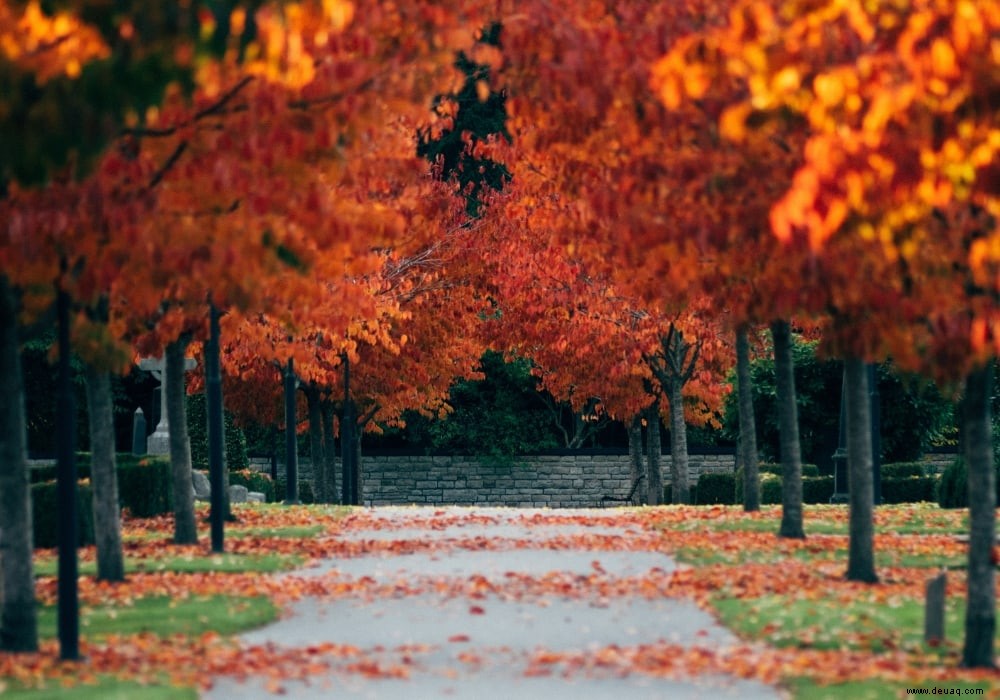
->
[0,276,38,652]
[845,356,878,583]
[645,403,663,505]
[84,367,125,581]
[736,326,760,512]
[165,337,198,544]
[962,363,995,668]
[667,378,690,504]
[772,320,805,538]
[628,416,645,505]
[304,385,326,503]
[320,399,338,504]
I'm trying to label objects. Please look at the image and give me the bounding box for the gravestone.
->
[924,571,947,644]
[131,408,147,455]
[138,355,197,455]
[228,485,249,504]
[192,471,212,501]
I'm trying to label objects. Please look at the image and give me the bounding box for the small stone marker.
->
[924,571,947,645]
[138,355,197,455]
[192,471,212,501]
[229,484,249,504]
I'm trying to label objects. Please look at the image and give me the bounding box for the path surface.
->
[203,506,784,699]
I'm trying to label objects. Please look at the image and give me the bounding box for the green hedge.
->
[803,476,834,503]
[229,470,277,502]
[881,476,937,504]
[117,455,173,517]
[31,482,95,549]
[275,480,315,504]
[759,462,819,477]
[696,473,736,505]
[881,462,926,478]
[31,454,173,519]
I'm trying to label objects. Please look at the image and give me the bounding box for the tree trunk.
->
[845,356,877,583]
[304,386,326,503]
[736,326,760,511]
[772,320,805,539]
[667,378,690,504]
[0,277,37,652]
[645,403,663,505]
[84,367,125,581]
[320,399,338,504]
[628,416,645,505]
[165,337,197,544]
[962,363,995,668]
[355,435,363,506]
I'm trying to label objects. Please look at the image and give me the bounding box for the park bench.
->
[600,473,645,507]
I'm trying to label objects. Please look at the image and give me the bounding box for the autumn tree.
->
[655,0,998,662]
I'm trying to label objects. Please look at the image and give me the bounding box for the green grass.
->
[38,594,278,639]
[783,677,993,699]
[713,594,997,655]
[34,552,303,578]
[0,678,196,700]
[228,525,324,539]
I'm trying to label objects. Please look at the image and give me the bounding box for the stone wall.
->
[358,449,736,508]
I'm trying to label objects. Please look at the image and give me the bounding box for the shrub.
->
[802,476,835,503]
[761,474,782,504]
[186,393,250,472]
[117,455,172,517]
[881,462,926,479]
[275,479,315,504]
[230,470,276,502]
[696,473,736,505]
[759,462,819,477]
[937,458,968,509]
[881,476,937,504]
[662,483,697,505]
[31,481,95,548]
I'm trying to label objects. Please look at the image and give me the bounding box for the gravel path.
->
[201,506,784,699]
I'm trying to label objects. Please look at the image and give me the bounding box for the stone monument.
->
[138,355,197,455]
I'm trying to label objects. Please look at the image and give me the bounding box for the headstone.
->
[924,571,947,644]
[192,470,212,501]
[229,484,249,504]
[131,408,147,455]
[247,491,266,504]
[138,355,197,455]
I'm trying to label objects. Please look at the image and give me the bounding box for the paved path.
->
[203,506,783,699]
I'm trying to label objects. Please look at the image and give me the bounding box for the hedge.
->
[696,473,736,505]
[275,479,315,504]
[881,476,937,504]
[229,469,277,502]
[881,462,927,479]
[117,455,173,517]
[30,454,173,518]
[759,463,819,477]
[802,476,834,503]
[31,481,95,549]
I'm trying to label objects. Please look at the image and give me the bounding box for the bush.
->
[938,458,968,509]
[802,476,835,503]
[759,462,819,477]
[761,474,782,504]
[696,473,736,505]
[882,476,937,504]
[117,455,173,517]
[230,470,276,502]
[662,483,697,505]
[187,393,250,472]
[275,479,315,504]
[881,462,926,479]
[31,481,95,549]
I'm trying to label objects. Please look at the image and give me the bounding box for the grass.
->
[782,677,991,699]
[38,594,278,639]
[713,594,980,655]
[0,679,196,700]
[33,552,303,578]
